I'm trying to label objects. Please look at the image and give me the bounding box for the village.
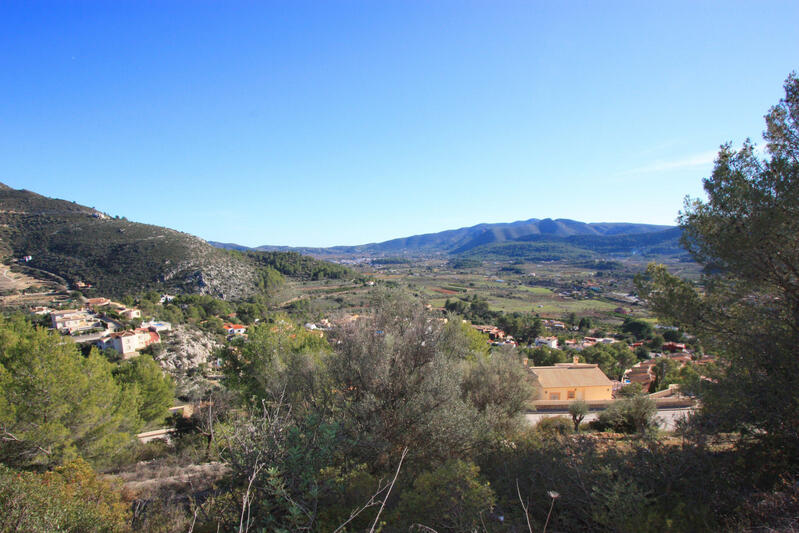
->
[27,286,713,439]
[466,318,713,423]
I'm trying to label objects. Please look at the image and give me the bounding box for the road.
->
[526,407,695,431]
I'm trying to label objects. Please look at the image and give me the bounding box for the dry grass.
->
[113,460,229,499]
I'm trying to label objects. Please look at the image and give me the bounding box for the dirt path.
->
[0,264,41,292]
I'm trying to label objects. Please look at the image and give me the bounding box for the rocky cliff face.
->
[156,324,221,371]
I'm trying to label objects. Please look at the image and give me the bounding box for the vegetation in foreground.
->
[1,73,799,531]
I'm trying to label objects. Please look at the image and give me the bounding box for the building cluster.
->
[40,296,173,359]
[623,348,716,391]
[50,309,104,334]
[471,324,517,346]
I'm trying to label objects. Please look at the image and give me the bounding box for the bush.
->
[535,416,574,436]
[0,459,131,532]
[393,460,496,532]
[593,396,657,434]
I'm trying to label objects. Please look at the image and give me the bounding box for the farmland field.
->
[280,255,698,326]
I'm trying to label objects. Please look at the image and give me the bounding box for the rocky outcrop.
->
[155,324,221,371]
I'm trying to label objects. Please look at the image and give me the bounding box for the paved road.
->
[526,407,695,431]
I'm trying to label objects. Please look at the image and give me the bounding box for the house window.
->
[567,390,576,400]
[549,392,560,400]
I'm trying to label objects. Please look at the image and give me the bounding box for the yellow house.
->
[530,362,613,402]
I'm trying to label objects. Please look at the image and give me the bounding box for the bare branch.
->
[516,479,534,533]
[368,447,408,533]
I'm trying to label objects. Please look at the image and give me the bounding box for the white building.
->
[51,309,102,334]
[535,336,559,349]
[97,329,159,358]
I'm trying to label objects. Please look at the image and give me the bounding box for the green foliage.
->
[0,316,140,468]
[393,459,496,532]
[526,345,569,366]
[113,354,175,425]
[220,315,332,415]
[0,459,131,532]
[621,317,654,340]
[581,342,637,381]
[662,329,684,343]
[438,319,490,360]
[217,405,342,532]
[460,354,534,434]
[448,257,483,269]
[568,400,589,431]
[481,433,736,532]
[593,395,657,434]
[636,73,799,475]
[535,416,573,436]
[616,382,644,398]
[327,291,482,467]
[497,312,542,344]
[247,250,353,281]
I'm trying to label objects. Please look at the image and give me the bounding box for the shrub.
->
[535,416,574,436]
[393,460,496,532]
[593,396,657,434]
[0,459,131,532]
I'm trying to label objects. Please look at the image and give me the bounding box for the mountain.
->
[0,184,351,299]
[215,218,684,260]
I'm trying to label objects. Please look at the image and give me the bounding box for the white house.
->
[97,329,160,358]
[535,336,559,349]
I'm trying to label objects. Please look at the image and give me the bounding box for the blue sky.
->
[1,1,797,247]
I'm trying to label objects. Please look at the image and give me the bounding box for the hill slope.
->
[0,186,261,298]
[0,185,351,298]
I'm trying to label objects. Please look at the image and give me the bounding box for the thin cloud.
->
[621,150,718,175]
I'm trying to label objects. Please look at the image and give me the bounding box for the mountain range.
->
[0,182,687,300]
[211,218,686,262]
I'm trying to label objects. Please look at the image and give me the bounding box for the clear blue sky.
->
[1,1,797,247]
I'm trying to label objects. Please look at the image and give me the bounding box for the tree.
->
[526,345,569,366]
[647,334,665,351]
[595,395,657,435]
[441,320,490,360]
[636,73,799,473]
[568,400,588,432]
[114,354,174,425]
[581,343,636,381]
[565,312,577,327]
[327,290,480,467]
[460,353,534,434]
[0,316,141,468]
[220,315,332,416]
[620,317,654,340]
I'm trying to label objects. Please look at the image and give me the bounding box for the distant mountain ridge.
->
[211,218,683,260]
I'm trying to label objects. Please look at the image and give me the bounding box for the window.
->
[549,392,560,400]
[567,390,576,400]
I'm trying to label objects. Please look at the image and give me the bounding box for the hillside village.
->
[33,287,715,423]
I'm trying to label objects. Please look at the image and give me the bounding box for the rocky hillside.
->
[0,184,258,299]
